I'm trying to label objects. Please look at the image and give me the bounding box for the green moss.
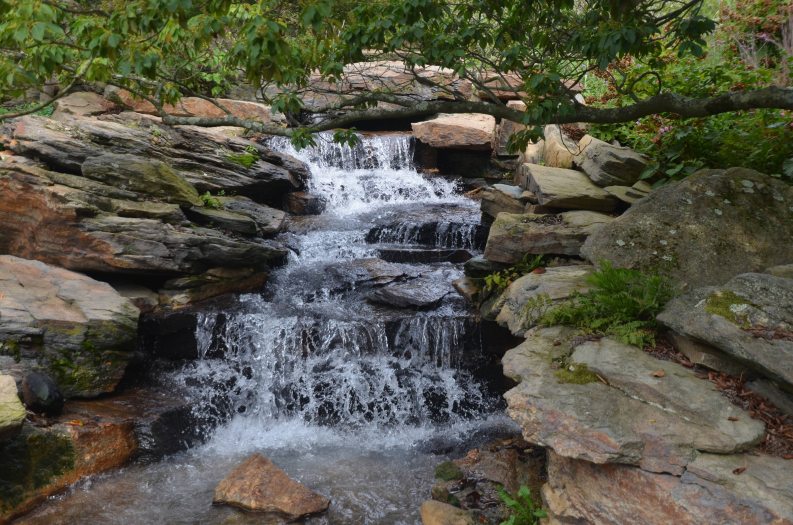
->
[226,151,258,168]
[434,461,464,481]
[0,427,75,512]
[0,339,21,362]
[554,363,599,385]
[705,290,753,326]
[200,191,223,209]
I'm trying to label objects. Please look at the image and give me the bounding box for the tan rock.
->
[412,113,496,151]
[543,125,579,169]
[213,453,330,519]
[574,134,649,187]
[0,374,25,443]
[51,92,116,119]
[603,184,650,204]
[420,500,475,525]
[520,163,618,212]
[495,101,527,155]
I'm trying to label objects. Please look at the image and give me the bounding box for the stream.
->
[19,133,517,524]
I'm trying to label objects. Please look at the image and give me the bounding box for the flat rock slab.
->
[213,453,330,519]
[604,184,650,204]
[574,134,649,187]
[489,265,593,335]
[484,211,613,264]
[658,272,793,391]
[520,163,617,212]
[183,207,258,236]
[378,248,473,264]
[544,451,793,525]
[582,167,793,288]
[0,255,138,398]
[420,500,475,525]
[479,184,533,220]
[367,277,451,309]
[216,195,286,237]
[502,328,764,475]
[412,113,496,151]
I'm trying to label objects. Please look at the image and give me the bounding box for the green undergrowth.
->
[541,262,675,348]
[482,255,545,297]
[499,485,546,525]
[704,290,754,327]
[226,145,260,168]
[200,191,223,209]
[434,461,463,481]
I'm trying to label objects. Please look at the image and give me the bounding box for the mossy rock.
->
[704,290,754,326]
[435,460,464,481]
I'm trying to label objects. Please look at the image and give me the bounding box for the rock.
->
[81,153,201,206]
[581,168,793,288]
[463,256,509,279]
[110,282,160,313]
[452,277,480,303]
[412,114,496,151]
[20,373,63,417]
[284,191,327,215]
[543,451,793,525]
[603,184,650,204]
[213,453,330,519]
[494,101,527,156]
[158,267,269,308]
[0,375,25,443]
[666,332,745,376]
[746,379,793,418]
[502,328,763,475]
[107,199,187,223]
[0,255,138,398]
[519,163,618,212]
[657,272,793,392]
[543,126,579,169]
[216,196,286,237]
[766,263,793,280]
[518,140,544,167]
[574,134,649,187]
[479,184,534,220]
[367,277,451,309]
[484,211,613,264]
[490,266,593,335]
[420,500,476,525]
[51,92,116,119]
[378,248,473,264]
[184,207,258,236]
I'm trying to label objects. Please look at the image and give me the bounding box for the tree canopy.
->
[1,0,791,148]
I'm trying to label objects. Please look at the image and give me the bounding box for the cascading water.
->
[20,132,516,525]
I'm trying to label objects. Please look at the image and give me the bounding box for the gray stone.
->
[367,277,451,309]
[574,134,649,187]
[420,500,475,525]
[520,163,618,212]
[666,332,745,376]
[484,211,613,264]
[0,375,25,443]
[657,272,793,392]
[502,328,764,475]
[766,263,793,280]
[479,184,531,220]
[217,196,286,237]
[463,255,509,279]
[582,168,793,288]
[284,191,326,215]
[490,266,593,335]
[603,184,650,204]
[746,379,793,418]
[184,207,259,236]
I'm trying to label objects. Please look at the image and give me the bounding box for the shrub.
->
[200,191,223,209]
[499,485,546,525]
[481,255,545,297]
[541,262,674,348]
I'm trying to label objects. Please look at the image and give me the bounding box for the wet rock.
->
[582,168,793,288]
[216,196,286,237]
[367,220,487,250]
[110,283,160,313]
[158,267,269,309]
[81,153,201,206]
[0,375,25,443]
[488,266,593,335]
[543,451,793,525]
[519,163,618,212]
[412,114,496,151]
[325,258,420,290]
[183,207,258,236]
[213,453,330,519]
[0,255,138,398]
[140,310,201,359]
[378,248,473,264]
[463,256,508,279]
[479,184,534,220]
[657,272,793,392]
[453,277,480,303]
[574,134,649,187]
[420,500,475,525]
[484,211,613,264]
[502,328,763,475]
[542,125,579,169]
[51,91,116,119]
[21,373,63,417]
[367,277,451,309]
[283,191,327,215]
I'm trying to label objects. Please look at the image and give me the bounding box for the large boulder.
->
[574,134,649,187]
[657,272,793,392]
[0,375,25,443]
[494,101,527,156]
[0,255,139,398]
[484,211,613,264]
[543,450,793,525]
[479,184,534,220]
[581,168,793,288]
[51,92,116,119]
[502,328,764,475]
[518,163,618,212]
[412,113,496,151]
[542,125,578,169]
[213,453,330,519]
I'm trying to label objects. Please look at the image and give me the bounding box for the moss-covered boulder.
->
[81,153,201,206]
[581,168,793,288]
[0,255,138,398]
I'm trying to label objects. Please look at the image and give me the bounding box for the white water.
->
[19,133,516,525]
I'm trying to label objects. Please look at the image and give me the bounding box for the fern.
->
[481,254,545,297]
[499,485,547,525]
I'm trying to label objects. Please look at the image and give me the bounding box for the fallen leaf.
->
[727,416,739,421]
[66,420,84,426]
[783,454,793,460]
[732,467,746,475]
[651,370,666,378]
[532,267,546,274]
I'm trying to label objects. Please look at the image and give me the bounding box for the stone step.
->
[378,247,473,264]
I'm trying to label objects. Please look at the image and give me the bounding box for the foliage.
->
[542,262,675,348]
[434,460,463,481]
[481,255,544,297]
[0,102,54,117]
[200,191,223,209]
[499,485,546,525]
